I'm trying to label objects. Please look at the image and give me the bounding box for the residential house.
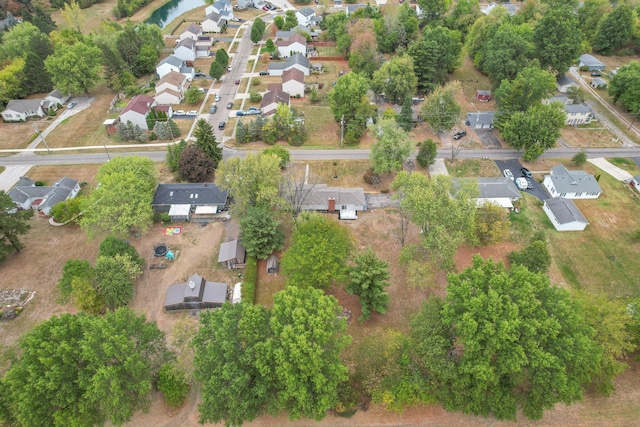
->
[543,95,572,106]
[591,77,607,89]
[473,177,522,209]
[281,68,305,97]
[542,164,602,199]
[9,176,81,216]
[275,25,321,39]
[173,38,196,62]
[474,90,491,102]
[295,183,367,220]
[267,53,310,76]
[44,89,70,107]
[346,4,367,15]
[483,1,518,15]
[156,55,194,81]
[578,54,605,71]
[565,103,593,126]
[466,111,495,129]
[164,273,228,310]
[296,7,316,26]
[556,74,578,93]
[543,197,589,231]
[1,99,46,122]
[218,239,246,269]
[237,0,255,8]
[202,12,227,33]
[277,33,307,58]
[206,0,233,18]
[152,183,229,221]
[180,23,202,41]
[195,36,213,57]
[261,84,291,116]
[118,94,155,130]
[155,71,190,105]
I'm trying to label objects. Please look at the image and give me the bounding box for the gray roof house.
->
[556,74,578,93]
[152,183,229,220]
[591,77,607,89]
[579,54,605,71]
[454,177,521,209]
[44,89,70,107]
[542,164,602,199]
[1,99,46,122]
[268,53,311,77]
[466,112,495,129]
[8,176,81,216]
[543,197,589,231]
[276,25,321,39]
[346,4,367,15]
[295,7,316,26]
[565,103,593,125]
[164,273,228,310]
[296,184,367,220]
[218,239,246,269]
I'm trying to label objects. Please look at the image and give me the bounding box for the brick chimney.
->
[328,198,336,211]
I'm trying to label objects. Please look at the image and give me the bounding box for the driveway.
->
[494,159,548,201]
[587,157,634,182]
[474,129,501,148]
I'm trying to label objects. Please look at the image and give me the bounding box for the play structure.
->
[154,244,168,257]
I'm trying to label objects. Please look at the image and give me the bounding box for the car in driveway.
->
[591,71,602,77]
[259,71,269,76]
[226,101,233,109]
[453,130,467,140]
[520,167,532,178]
[174,110,186,116]
[194,72,206,77]
[503,169,514,180]
[236,111,244,116]
[67,102,76,108]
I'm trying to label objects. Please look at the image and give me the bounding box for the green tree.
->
[274,15,285,30]
[608,61,640,116]
[45,41,102,95]
[577,0,611,42]
[158,364,190,409]
[95,254,142,309]
[80,156,157,238]
[371,55,418,104]
[98,235,144,267]
[480,23,533,84]
[421,81,462,133]
[23,5,58,35]
[262,145,290,169]
[239,205,285,259]
[265,38,276,52]
[209,61,224,79]
[533,6,583,74]
[166,139,188,172]
[178,145,215,182]
[193,118,222,167]
[347,20,380,77]
[251,21,264,43]
[215,48,229,69]
[500,102,565,161]
[495,66,556,123]
[281,212,353,289]
[507,231,551,274]
[57,259,94,302]
[71,276,105,314]
[185,86,205,104]
[1,21,45,59]
[257,286,350,420]
[592,4,636,55]
[398,97,414,132]
[0,59,27,105]
[573,151,588,166]
[0,191,34,262]
[445,0,482,39]
[50,195,83,224]
[60,0,85,33]
[347,249,391,321]
[328,72,373,144]
[283,10,298,30]
[416,139,437,168]
[417,0,451,21]
[408,25,462,93]
[411,257,602,421]
[474,202,509,246]
[2,309,170,426]
[369,119,413,174]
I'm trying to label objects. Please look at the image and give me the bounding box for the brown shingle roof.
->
[157,71,187,90]
[277,33,307,47]
[282,68,305,84]
[121,94,154,115]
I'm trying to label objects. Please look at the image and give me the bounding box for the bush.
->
[160,212,171,223]
[158,364,190,409]
[50,197,84,224]
[363,169,381,185]
[507,231,551,274]
[178,145,215,182]
[262,145,290,169]
[57,260,94,303]
[242,256,258,304]
[416,139,437,168]
[572,151,587,166]
[99,235,144,268]
[249,90,262,102]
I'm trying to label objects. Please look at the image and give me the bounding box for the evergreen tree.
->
[193,119,221,167]
[398,97,414,132]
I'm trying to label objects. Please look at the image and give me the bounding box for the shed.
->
[164,273,228,310]
[591,77,607,89]
[232,282,242,304]
[339,208,357,220]
[543,197,589,231]
[267,254,279,274]
[217,239,246,269]
[474,90,491,102]
[103,118,119,134]
[168,204,191,221]
[578,54,605,71]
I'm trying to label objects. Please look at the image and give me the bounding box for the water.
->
[146,0,206,29]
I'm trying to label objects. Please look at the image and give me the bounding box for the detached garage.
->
[543,197,589,231]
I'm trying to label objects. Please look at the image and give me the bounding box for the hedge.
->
[242,256,258,304]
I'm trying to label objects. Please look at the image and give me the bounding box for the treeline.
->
[114,0,155,18]
[50,0,106,9]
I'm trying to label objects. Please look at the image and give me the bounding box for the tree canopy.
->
[408,25,462,93]
[592,4,636,55]
[495,66,556,124]
[239,205,285,260]
[420,81,462,133]
[608,61,640,116]
[45,41,102,95]
[328,71,374,144]
[0,191,34,263]
[347,249,391,321]
[371,55,418,104]
[533,6,583,75]
[369,119,413,174]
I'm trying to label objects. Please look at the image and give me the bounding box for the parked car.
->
[235,79,241,85]
[209,105,217,114]
[226,101,233,109]
[526,178,534,189]
[262,6,269,10]
[453,130,467,140]
[174,110,186,115]
[187,110,198,116]
[227,66,232,71]
[248,107,260,112]
[195,72,206,77]
[515,177,528,191]
[520,167,532,178]
[215,94,221,102]
[67,102,76,108]
[236,111,244,116]
[503,169,514,180]
[259,71,269,76]
[218,121,226,130]
[591,71,602,77]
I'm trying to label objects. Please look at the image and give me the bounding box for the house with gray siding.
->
[542,164,602,199]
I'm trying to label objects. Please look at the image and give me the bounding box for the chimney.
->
[328,198,336,211]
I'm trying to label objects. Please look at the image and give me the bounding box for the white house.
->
[8,176,81,216]
[268,54,310,77]
[542,164,603,199]
[173,38,196,62]
[202,12,227,33]
[1,99,46,122]
[277,33,307,58]
[261,84,291,116]
[473,177,522,209]
[295,7,316,26]
[180,23,202,41]
[578,54,605,71]
[195,36,212,57]
[156,55,194,80]
[44,89,70,107]
[281,68,305,97]
[556,74,578,93]
[206,0,233,16]
[155,71,190,105]
[543,197,589,231]
[119,94,155,130]
[565,103,593,126]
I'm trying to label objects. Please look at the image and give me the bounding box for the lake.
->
[146,0,206,29]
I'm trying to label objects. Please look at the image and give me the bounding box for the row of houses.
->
[260,54,315,116]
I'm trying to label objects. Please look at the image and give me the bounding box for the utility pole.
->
[32,122,50,153]
[340,114,344,147]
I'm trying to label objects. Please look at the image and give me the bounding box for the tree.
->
[533,6,583,75]
[1,21,45,59]
[0,191,34,263]
[265,38,276,52]
[23,5,57,35]
[262,145,290,169]
[98,235,144,268]
[608,61,640,116]
[328,72,373,145]
[573,151,588,166]
[577,0,611,42]
[592,4,635,55]
[283,10,298,31]
[257,286,350,420]
[421,81,462,134]
[250,18,265,43]
[23,34,55,94]
[480,23,533,84]
[281,212,353,289]
[2,309,170,427]
[215,48,229,69]
[416,139,437,168]
[166,139,188,172]
[408,25,462,93]
[45,41,102,95]
[347,19,380,77]
[71,276,104,314]
[417,0,450,21]
[474,202,509,246]
[185,86,205,104]
[239,205,285,259]
[57,259,94,302]
[194,303,271,426]
[95,254,142,309]
[80,156,157,238]
[410,257,602,421]
[445,0,482,39]
[371,55,418,104]
[178,145,215,182]
[274,15,285,30]
[369,119,413,174]
[566,85,585,104]
[347,249,391,321]
[157,364,190,409]
[397,97,414,132]
[0,59,27,105]
[495,66,556,124]
[507,230,551,274]
[193,119,222,167]
[60,0,85,33]
[209,61,224,79]
[500,102,565,161]
[215,153,284,218]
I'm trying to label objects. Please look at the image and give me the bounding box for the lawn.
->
[446,159,502,177]
[0,121,36,151]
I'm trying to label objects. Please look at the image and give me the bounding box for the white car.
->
[187,111,198,116]
[215,94,221,102]
[227,66,232,71]
[174,110,186,116]
[503,169,514,181]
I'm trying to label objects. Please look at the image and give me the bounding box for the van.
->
[515,177,528,191]
[218,121,226,130]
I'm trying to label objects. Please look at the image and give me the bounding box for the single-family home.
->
[261,84,291,116]
[202,11,227,33]
[173,37,196,62]
[483,1,518,15]
[466,111,495,129]
[195,36,213,57]
[44,89,70,107]
[281,68,305,97]
[155,71,190,105]
[119,94,155,130]
[565,103,593,126]
[578,54,605,71]
[542,164,602,199]
[156,55,194,80]
[543,197,589,231]
[473,177,522,209]
[164,273,228,311]
[9,176,81,216]
[296,7,316,26]
[543,95,571,106]
[277,33,307,58]
[152,183,229,221]
[206,0,233,17]
[180,23,202,41]
[556,74,578,93]
[474,90,491,102]
[591,77,607,89]
[295,183,367,220]
[218,239,246,269]
[237,0,255,8]
[1,99,46,122]
[267,53,310,77]
[275,25,321,39]
[346,3,367,15]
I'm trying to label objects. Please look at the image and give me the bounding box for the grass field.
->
[446,159,502,177]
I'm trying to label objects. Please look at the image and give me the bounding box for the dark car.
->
[453,130,467,140]
[195,72,206,77]
[259,71,269,76]
[226,101,233,109]
[526,178,534,189]
[209,105,217,114]
[591,71,602,77]
[236,111,244,116]
[235,79,240,85]
[520,167,532,178]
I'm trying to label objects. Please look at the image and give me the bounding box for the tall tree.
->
[95,254,142,309]
[178,145,215,182]
[411,257,602,421]
[608,61,640,117]
[239,205,285,259]
[371,55,418,104]
[445,0,482,39]
[24,33,54,94]
[480,23,534,84]
[23,5,57,35]
[369,119,413,174]
[577,0,611,42]
[347,249,391,321]
[1,21,44,59]
[45,41,102,95]
[328,71,375,144]
[592,4,636,55]
[416,138,438,168]
[347,19,380,77]
[533,7,583,74]
[420,81,462,133]
[417,0,451,21]
[507,231,551,274]
[193,119,222,167]
[474,202,509,246]
[398,97,414,132]
[0,191,34,262]
[408,25,462,93]
[495,65,556,124]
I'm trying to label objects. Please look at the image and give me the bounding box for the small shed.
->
[474,90,491,102]
[217,239,246,269]
[232,282,242,304]
[164,273,228,310]
[103,118,119,135]
[168,204,191,221]
[591,77,607,89]
[267,254,279,274]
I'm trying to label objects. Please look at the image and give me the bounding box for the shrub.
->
[416,139,437,168]
[242,256,258,304]
[363,169,381,185]
[161,212,171,223]
[572,151,587,166]
[57,259,94,303]
[158,364,190,409]
[99,235,144,268]
[249,90,262,102]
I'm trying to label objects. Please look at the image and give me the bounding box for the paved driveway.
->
[475,129,501,148]
[494,159,548,201]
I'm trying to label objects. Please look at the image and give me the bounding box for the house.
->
[164,273,228,310]
[543,197,589,231]
[155,71,190,105]
[202,11,227,33]
[261,84,291,116]
[119,94,155,130]
[296,7,316,26]
[173,38,196,62]
[218,239,246,269]
[473,177,522,209]
[156,55,194,80]
[466,111,495,129]
[1,100,46,122]
[474,90,491,102]
[543,95,572,106]
[180,23,202,41]
[276,26,321,39]
[152,183,229,220]
[281,68,305,97]
[296,183,367,220]
[237,0,255,8]
[8,176,81,216]
[268,54,310,76]
[44,89,70,107]
[195,36,213,57]
[565,103,593,126]
[591,77,607,89]
[578,54,605,71]
[346,4,367,15]
[277,33,307,58]
[483,1,518,15]
[542,164,602,199]
[206,0,233,17]
[556,74,578,93]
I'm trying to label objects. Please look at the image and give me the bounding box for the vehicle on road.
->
[209,105,217,114]
[262,6,269,10]
[227,66,232,71]
[67,102,76,108]
[226,101,233,109]
[246,107,261,115]
[195,72,206,77]
[453,130,467,140]
[235,79,240,85]
[526,178,534,189]
[215,94,221,102]
[520,167,532,178]
[218,121,226,130]
[503,169,514,180]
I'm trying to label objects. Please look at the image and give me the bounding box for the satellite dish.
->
[188,280,195,289]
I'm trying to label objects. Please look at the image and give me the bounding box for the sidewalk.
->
[0,165,33,193]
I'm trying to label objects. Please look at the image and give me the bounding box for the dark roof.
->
[176,38,195,50]
[282,68,305,83]
[8,176,78,210]
[121,95,154,116]
[40,178,79,211]
[297,7,315,17]
[261,88,290,111]
[565,103,592,114]
[475,178,521,200]
[545,197,588,225]
[557,74,577,86]
[299,184,366,207]
[466,112,495,126]
[152,183,228,206]
[164,273,227,307]
[277,33,307,47]
[285,53,310,69]
[217,239,246,263]
[548,164,602,194]
[183,23,202,35]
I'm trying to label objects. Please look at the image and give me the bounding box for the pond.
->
[146,0,206,29]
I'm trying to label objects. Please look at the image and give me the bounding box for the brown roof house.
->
[217,239,246,269]
[296,184,367,220]
[118,94,155,130]
[261,84,290,116]
[155,71,190,105]
[277,33,307,58]
[164,273,228,310]
[281,68,305,97]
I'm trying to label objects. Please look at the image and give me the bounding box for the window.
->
[575,193,582,197]
[341,205,347,210]
[560,193,566,197]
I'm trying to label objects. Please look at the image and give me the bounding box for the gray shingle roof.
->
[548,164,602,194]
[298,7,315,17]
[158,55,184,68]
[545,197,588,225]
[557,74,577,86]
[4,99,44,114]
[475,177,521,199]
[300,184,366,207]
[39,177,79,212]
[466,112,495,126]
[164,273,227,308]
[565,103,592,114]
[152,183,228,206]
[217,239,246,263]
[579,54,604,68]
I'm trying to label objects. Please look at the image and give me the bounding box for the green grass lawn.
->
[446,159,501,177]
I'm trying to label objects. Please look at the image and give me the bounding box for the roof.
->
[548,164,602,194]
[300,184,366,207]
[275,26,320,38]
[157,71,187,89]
[121,94,154,116]
[164,273,227,307]
[557,74,577,86]
[8,176,78,209]
[277,33,307,47]
[545,197,588,225]
[592,77,607,86]
[466,111,495,126]
[285,53,310,69]
[297,7,315,17]
[4,99,43,114]
[158,55,184,68]
[261,88,290,110]
[346,4,367,13]
[176,38,195,50]
[168,204,191,217]
[565,103,592,114]
[205,12,225,23]
[183,23,202,35]
[476,90,491,96]
[39,178,79,211]
[547,95,569,105]
[579,54,604,68]
[152,183,228,206]
[46,89,65,100]
[475,177,521,200]
[217,239,246,263]
[282,67,305,84]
